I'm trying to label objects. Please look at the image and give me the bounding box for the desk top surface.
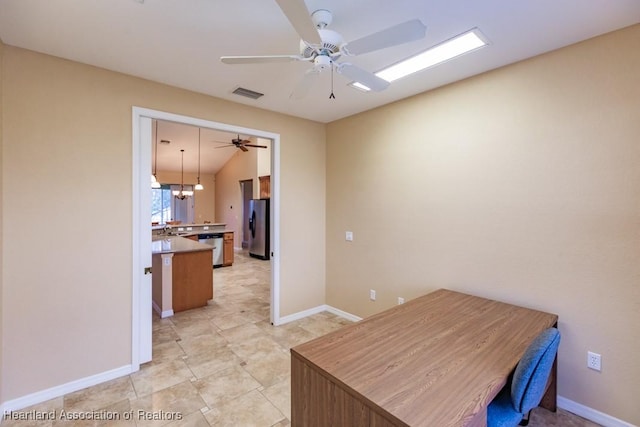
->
[291,289,558,427]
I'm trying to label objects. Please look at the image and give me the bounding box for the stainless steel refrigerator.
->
[248,198,270,260]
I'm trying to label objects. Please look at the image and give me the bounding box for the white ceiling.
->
[1,1,639,124]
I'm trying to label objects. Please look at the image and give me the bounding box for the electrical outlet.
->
[398,297,405,305]
[346,231,354,241]
[369,289,376,301]
[587,351,601,371]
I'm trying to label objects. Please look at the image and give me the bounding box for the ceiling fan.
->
[220,0,426,99]
[214,135,267,152]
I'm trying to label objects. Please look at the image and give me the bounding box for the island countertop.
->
[151,223,226,231]
[152,235,214,254]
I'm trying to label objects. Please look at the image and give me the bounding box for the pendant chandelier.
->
[151,120,161,188]
[173,149,193,200]
[195,128,204,190]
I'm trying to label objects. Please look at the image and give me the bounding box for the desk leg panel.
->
[370,412,401,427]
[540,355,558,412]
[292,354,371,426]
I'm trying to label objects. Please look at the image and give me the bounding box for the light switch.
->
[346,231,353,241]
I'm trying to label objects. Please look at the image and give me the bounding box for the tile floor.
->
[4,251,600,426]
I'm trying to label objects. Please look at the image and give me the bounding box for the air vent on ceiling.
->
[232,87,264,100]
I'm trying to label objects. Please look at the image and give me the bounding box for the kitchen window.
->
[152,184,172,224]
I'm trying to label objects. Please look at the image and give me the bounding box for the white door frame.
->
[131,107,281,370]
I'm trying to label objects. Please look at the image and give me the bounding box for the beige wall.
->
[326,25,640,424]
[257,137,272,178]
[280,126,326,315]
[1,45,326,402]
[215,148,258,246]
[154,170,216,224]
[0,36,4,405]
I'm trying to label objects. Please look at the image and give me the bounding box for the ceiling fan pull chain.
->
[329,63,336,99]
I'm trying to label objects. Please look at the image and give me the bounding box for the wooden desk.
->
[291,289,558,427]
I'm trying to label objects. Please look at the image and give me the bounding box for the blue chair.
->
[487,327,561,427]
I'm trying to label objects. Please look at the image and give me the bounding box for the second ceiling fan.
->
[220,0,426,99]
[215,135,267,152]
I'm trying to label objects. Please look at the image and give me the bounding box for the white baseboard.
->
[278,304,363,325]
[1,365,132,414]
[278,304,327,324]
[325,305,363,322]
[151,300,173,318]
[558,396,636,427]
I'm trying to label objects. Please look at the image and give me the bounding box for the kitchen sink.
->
[161,231,190,236]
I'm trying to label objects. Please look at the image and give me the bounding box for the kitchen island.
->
[152,224,235,267]
[152,235,213,317]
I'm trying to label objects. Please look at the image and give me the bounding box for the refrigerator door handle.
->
[249,210,256,237]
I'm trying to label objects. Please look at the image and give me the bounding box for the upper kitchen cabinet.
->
[259,175,271,199]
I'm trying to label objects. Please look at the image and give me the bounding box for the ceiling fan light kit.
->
[220,1,426,99]
[195,128,204,191]
[173,149,193,200]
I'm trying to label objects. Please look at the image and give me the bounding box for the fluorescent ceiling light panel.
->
[352,29,487,91]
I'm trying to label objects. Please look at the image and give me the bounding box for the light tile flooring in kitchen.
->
[4,251,600,426]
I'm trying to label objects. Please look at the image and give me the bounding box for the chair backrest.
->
[511,327,561,414]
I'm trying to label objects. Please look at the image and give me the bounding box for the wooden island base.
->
[152,236,213,317]
[171,250,213,312]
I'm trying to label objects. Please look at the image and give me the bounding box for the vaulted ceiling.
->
[151,120,268,176]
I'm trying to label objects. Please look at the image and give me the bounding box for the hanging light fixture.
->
[195,128,204,191]
[151,120,161,188]
[173,149,193,199]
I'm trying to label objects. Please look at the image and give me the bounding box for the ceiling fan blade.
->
[221,55,302,64]
[337,63,390,92]
[243,144,268,149]
[290,67,321,99]
[239,145,249,152]
[214,145,235,149]
[273,0,322,45]
[342,19,426,56]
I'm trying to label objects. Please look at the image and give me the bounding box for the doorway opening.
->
[240,180,253,249]
[132,107,281,370]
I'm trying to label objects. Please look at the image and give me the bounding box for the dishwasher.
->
[198,233,224,268]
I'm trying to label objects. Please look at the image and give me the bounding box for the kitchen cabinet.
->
[223,232,234,266]
[259,175,271,198]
